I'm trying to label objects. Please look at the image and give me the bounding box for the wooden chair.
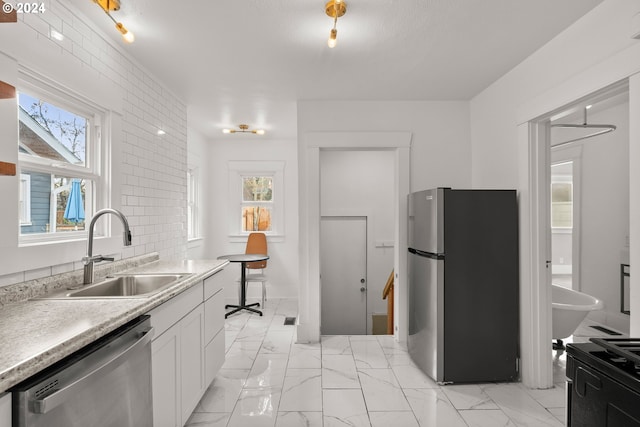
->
[241,232,268,307]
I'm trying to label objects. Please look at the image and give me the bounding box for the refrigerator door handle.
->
[408,247,445,260]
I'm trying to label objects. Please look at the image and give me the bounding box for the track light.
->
[325,0,346,48]
[222,124,266,135]
[92,0,134,43]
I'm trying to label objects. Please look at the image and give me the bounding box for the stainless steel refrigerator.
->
[408,188,519,384]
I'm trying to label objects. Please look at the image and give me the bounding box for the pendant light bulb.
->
[328,28,338,48]
[115,22,134,43]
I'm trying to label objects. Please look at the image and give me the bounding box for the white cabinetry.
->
[149,270,225,427]
[180,304,205,422]
[151,322,180,427]
[203,273,225,385]
[0,392,11,426]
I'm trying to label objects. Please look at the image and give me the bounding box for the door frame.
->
[518,71,636,388]
[298,132,411,344]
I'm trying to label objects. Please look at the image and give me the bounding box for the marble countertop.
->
[0,258,228,393]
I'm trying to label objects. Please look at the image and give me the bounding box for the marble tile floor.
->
[185,298,588,427]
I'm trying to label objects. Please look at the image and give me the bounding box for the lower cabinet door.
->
[180,304,205,424]
[152,323,181,427]
[205,329,225,386]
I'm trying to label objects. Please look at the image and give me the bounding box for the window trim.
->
[17,68,110,246]
[228,161,284,242]
[187,166,201,241]
[19,173,31,226]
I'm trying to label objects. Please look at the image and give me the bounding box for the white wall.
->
[320,150,395,333]
[469,0,640,386]
[573,102,630,332]
[471,1,638,189]
[204,138,299,301]
[186,126,209,260]
[0,1,189,286]
[297,100,470,342]
[298,101,471,194]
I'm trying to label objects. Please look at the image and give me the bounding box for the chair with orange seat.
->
[240,232,268,307]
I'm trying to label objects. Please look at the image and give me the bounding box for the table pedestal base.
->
[225,302,262,318]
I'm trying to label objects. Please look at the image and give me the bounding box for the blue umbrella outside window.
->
[63,179,85,224]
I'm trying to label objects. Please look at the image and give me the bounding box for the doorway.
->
[297,131,411,344]
[319,149,396,336]
[550,159,579,290]
[547,85,630,335]
[525,80,630,387]
[320,216,367,335]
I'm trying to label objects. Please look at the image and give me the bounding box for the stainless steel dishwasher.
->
[11,315,154,427]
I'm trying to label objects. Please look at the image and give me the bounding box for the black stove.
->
[566,338,640,426]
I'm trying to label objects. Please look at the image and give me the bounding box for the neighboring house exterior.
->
[18,107,81,234]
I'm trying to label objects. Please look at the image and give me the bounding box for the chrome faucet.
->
[82,208,132,285]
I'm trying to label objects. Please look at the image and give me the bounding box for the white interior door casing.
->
[321,216,367,335]
[298,131,411,344]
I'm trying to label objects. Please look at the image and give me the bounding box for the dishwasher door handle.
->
[31,326,154,414]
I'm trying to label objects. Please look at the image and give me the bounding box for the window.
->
[17,79,104,243]
[187,167,200,240]
[228,161,284,239]
[551,181,573,228]
[242,176,273,232]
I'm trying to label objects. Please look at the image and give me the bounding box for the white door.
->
[320,216,367,335]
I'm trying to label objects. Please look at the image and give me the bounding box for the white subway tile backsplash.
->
[24,266,53,282]
[0,272,26,288]
[61,20,82,44]
[22,13,51,37]
[6,1,188,283]
[71,41,91,64]
[51,262,75,275]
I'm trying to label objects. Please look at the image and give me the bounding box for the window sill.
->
[228,234,284,243]
[188,237,204,248]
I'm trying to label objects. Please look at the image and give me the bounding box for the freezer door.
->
[408,188,444,254]
[408,251,444,382]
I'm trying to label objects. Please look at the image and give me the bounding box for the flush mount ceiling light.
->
[222,124,265,135]
[92,0,135,43]
[325,0,347,48]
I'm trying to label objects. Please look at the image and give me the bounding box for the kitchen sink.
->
[40,274,188,299]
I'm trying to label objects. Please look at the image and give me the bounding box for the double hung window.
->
[17,78,104,243]
[228,161,284,239]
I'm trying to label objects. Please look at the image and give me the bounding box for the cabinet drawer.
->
[203,271,224,300]
[205,329,225,386]
[204,289,224,344]
[149,282,203,337]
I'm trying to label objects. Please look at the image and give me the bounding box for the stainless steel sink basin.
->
[40,274,188,299]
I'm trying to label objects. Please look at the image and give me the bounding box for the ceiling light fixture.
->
[92,0,135,43]
[325,0,347,48]
[222,124,265,135]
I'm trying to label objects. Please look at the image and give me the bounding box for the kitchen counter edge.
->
[0,258,229,393]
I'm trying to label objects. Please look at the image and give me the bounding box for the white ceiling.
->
[69,0,604,140]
